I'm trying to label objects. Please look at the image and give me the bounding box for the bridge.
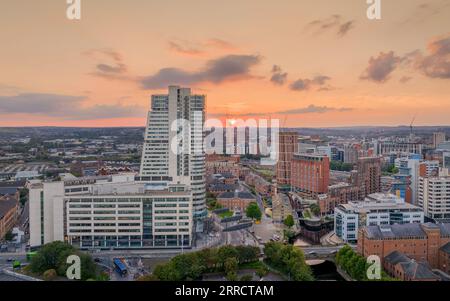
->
[298,245,357,261]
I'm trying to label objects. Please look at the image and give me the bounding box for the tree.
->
[30,241,97,281]
[235,246,259,264]
[284,215,294,228]
[240,274,253,281]
[246,202,262,221]
[217,245,239,268]
[224,257,238,276]
[310,204,321,216]
[264,242,314,281]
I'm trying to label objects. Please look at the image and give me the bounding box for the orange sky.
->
[0,0,450,127]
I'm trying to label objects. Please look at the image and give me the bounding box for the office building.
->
[419,168,450,221]
[334,193,424,243]
[29,174,193,249]
[140,86,206,221]
[433,132,446,149]
[443,152,450,169]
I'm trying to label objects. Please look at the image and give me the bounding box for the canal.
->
[308,260,345,281]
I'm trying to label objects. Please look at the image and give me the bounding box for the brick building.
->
[0,194,20,239]
[291,153,330,197]
[355,157,382,198]
[276,132,298,187]
[358,222,450,270]
[217,191,256,212]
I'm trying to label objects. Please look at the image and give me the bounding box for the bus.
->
[26,251,37,261]
[113,258,128,277]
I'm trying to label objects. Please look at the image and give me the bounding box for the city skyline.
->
[1,0,450,127]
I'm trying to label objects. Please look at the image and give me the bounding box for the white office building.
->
[419,168,450,221]
[140,86,207,222]
[29,174,193,249]
[334,193,424,243]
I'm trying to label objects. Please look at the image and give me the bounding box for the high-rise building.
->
[443,152,450,169]
[355,157,382,199]
[276,132,298,188]
[394,155,439,205]
[140,86,207,222]
[433,132,446,149]
[419,168,450,221]
[291,153,330,197]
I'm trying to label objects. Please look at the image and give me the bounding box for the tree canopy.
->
[264,242,314,281]
[246,202,262,221]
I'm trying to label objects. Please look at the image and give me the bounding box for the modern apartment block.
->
[394,155,439,205]
[290,153,330,197]
[355,157,382,199]
[276,132,299,188]
[29,174,193,249]
[140,86,207,222]
[419,168,450,221]
[334,193,424,243]
[433,132,446,149]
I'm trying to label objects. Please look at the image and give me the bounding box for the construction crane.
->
[409,114,416,139]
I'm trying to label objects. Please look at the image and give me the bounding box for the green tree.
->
[224,257,238,276]
[284,215,294,228]
[264,242,313,281]
[217,245,239,268]
[246,202,262,221]
[4,231,14,241]
[30,241,97,281]
[310,204,321,216]
[235,246,259,264]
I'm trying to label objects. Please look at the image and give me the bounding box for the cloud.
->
[338,21,355,37]
[305,15,355,37]
[140,54,261,89]
[168,41,206,56]
[290,75,332,91]
[362,33,450,82]
[0,93,143,120]
[84,49,129,80]
[401,1,450,24]
[209,104,353,118]
[270,65,288,85]
[276,104,353,115]
[360,51,403,82]
[410,34,450,79]
[168,38,237,57]
[399,76,413,83]
[206,38,237,51]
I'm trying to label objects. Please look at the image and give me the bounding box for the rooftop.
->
[217,191,256,200]
[365,223,450,240]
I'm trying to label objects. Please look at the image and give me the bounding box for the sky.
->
[0,0,450,128]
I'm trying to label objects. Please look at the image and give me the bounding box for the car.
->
[7,257,15,262]
[307,251,317,255]
[94,257,102,263]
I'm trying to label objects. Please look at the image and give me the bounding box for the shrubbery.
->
[29,241,98,281]
[264,242,314,281]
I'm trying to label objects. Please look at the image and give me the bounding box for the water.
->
[309,260,345,281]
